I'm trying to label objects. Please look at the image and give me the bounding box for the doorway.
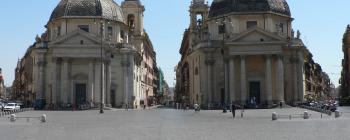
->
[249,81,261,104]
[220,88,225,104]
[111,90,116,107]
[75,84,87,105]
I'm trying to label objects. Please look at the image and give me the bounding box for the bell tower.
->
[189,0,209,31]
[188,0,209,50]
[122,0,145,36]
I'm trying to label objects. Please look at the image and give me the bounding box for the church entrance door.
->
[75,84,87,105]
[111,90,116,107]
[249,81,261,105]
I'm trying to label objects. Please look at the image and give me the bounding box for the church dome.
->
[49,0,125,23]
[209,0,291,18]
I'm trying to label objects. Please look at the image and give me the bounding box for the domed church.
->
[176,0,307,109]
[13,0,157,109]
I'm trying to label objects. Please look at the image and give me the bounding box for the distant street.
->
[0,107,349,140]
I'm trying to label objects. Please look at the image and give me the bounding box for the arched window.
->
[127,14,135,29]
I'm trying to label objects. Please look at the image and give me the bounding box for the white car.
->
[3,103,20,111]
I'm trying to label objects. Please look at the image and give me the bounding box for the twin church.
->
[13,0,157,109]
[176,0,308,109]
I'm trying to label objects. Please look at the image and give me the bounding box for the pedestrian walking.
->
[223,103,227,113]
[231,103,236,118]
[279,101,283,109]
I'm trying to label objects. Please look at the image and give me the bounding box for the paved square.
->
[0,107,349,140]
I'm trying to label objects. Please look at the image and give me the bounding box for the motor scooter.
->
[194,104,200,112]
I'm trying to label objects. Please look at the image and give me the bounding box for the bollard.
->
[335,110,341,118]
[241,110,244,118]
[321,113,323,118]
[272,112,278,121]
[40,114,47,123]
[289,115,292,120]
[303,111,309,119]
[10,114,16,122]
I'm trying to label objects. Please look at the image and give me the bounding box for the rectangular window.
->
[108,26,113,38]
[78,25,89,32]
[218,24,226,34]
[57,26,61,36]
[279,23,284,33]
[247,21,257,29]
[120,30,125,39]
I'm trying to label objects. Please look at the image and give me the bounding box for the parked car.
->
[15,101,24,108]
[3,103,20,111]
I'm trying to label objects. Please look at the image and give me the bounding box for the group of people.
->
[175,102,190,110]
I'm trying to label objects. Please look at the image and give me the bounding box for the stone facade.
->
[303,50,332,102]
[340,25,350,105]
[176,0,307,109]
[12,50,35,105]
[0,68,4,99]
[12,0,157,109]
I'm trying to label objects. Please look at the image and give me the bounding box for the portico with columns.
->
[34,40,139,109]
[223,53,285,106]
[197,42,297,108]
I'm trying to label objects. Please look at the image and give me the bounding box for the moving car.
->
[3,103,20,111]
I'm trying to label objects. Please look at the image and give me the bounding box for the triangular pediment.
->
[49,29,101,46]
[229,27,286,44]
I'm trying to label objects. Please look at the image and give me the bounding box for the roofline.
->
[46,16,126,26]
[208,11,293,20]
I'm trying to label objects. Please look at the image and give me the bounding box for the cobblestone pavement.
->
[0,107,349,140]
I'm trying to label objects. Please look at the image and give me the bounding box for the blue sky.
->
[0,0,349,87]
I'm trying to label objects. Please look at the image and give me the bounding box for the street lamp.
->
[99,20,105,114]
[215,16,233,111]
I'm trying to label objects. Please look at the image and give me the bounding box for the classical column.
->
[106,61,111,107]
[68,60,73,104]
[229,58,235,103]
[224,61,229,104]
[240,56,246,105]
[88,61,95,103]
[297,51,304,102]
[205,59,214,109]
[122,55,130,108]
[265,55,273,105]
[276,55,285,102]
[61,59,69,104]
[37,59,46,99]
[51,58,57,105]
[292,56,298,104]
